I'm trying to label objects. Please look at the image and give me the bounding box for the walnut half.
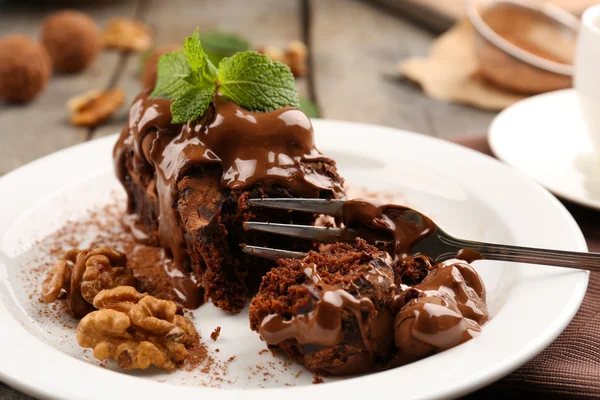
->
[258,40,308,77]
[77,286,197,370]
[40,246,134,318]
[102,18,152,52]
[67,89,125,127]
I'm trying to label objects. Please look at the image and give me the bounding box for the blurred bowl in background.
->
[467,0,579,94]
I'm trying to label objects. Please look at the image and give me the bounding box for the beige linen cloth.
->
[400,1,598,111]
[400,20,526,111]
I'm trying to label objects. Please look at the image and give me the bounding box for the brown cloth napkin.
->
[453,136,600,399]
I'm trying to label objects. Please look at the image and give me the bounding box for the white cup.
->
[575,5,600,154]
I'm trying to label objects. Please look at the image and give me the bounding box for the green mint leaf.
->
[299,97,320,118]
[184,29,218,84]
[198,31,252,64]
[217,52,299,111]
[170,85,216,124]
[150,51,192,100]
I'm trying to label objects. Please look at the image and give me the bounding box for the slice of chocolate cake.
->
[114,92,345,312]
[249,239,397,375]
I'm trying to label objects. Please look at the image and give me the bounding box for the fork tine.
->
[248,198,345,217]
[245,222,360,243]
[242,245,307,260]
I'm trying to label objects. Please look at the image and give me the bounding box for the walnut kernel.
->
[102,18,152,52]
[258,41,308,77]
[80,247,134,303]
[40,246,134,318]
[68,89,125,127]
[285,40,308,77]
[40,248,79,303]
[77,287,196,370]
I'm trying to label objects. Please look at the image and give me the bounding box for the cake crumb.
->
[312,375,324,384]
[210,326,221,341]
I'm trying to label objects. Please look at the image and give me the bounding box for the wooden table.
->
[0,0,496,398]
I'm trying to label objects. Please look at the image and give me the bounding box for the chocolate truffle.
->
[249,239,397,375]
[0,35,52,102]
[40,10,101,73]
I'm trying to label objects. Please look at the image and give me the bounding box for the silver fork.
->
[242,198,600,271]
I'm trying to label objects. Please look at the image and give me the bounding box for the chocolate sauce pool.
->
[114,92,343,308]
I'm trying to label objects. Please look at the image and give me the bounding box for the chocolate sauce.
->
[456,248,484,263]
[114,92,343,308]
[394,259,488,361]
[341,200,436,256]
[342,200,484,266]
[260,263,376,348]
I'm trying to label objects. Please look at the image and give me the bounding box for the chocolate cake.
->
[114,92,345,312]
[249,239,397,375]
[250,239,489,376]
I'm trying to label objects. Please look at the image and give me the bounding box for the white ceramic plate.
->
[0,120,589,400]
[489,88,600,210]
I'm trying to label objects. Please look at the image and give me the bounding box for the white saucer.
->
[489,88,600,210]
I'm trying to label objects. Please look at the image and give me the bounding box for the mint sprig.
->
[197,31,252,65]
[151,51,193,100]
[150,29,299,124]
[184,30,218,85]
[218,52,299,112]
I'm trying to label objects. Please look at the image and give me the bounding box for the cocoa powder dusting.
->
[22,195,221,376]
[182,330,209,372]
[26,198,183,307]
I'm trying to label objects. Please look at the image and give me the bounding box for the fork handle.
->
[440,235,600,271]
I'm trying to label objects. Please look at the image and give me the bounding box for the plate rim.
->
[488,88,600,211]
[0,120,590,400]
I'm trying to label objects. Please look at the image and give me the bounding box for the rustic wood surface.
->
[310,0,496,138]
[380,0,599,30]
[0,0,500,398]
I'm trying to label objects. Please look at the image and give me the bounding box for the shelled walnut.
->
[67,89,125,127]
[102,18,152,52]
[258,40,308,77]
[40,246,135,318]
[77,286,197,370]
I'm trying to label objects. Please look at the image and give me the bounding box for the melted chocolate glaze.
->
[339,201,489,364]
[456,248,484,263]
[260,262,378,348]
[393,259,488,363]
[259,258,396,375]
[342,200,436,256]
[114,92,343,308]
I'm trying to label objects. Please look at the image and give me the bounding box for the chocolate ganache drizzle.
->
[260,257,396,375]
[260,260,389,348]
[394,259,488,361]
[114,92,343,308]
[342,200,436,256]
[340,200,488,361]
